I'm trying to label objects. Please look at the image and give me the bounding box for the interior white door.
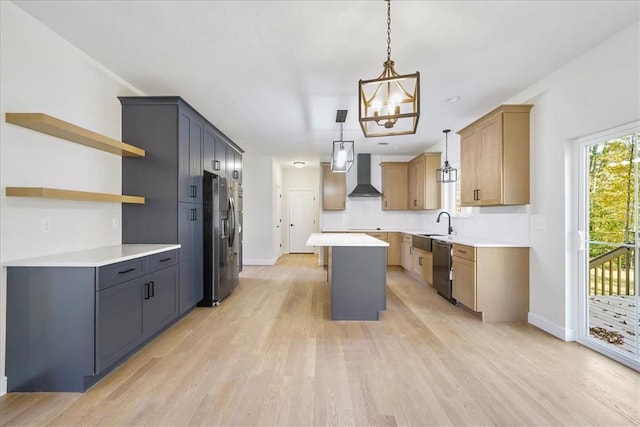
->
[289,190,315,253]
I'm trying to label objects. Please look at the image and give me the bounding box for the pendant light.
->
[358,0,420,138]
[436,129,457,183]
[331,110,354,173]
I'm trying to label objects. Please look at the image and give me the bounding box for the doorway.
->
[577,122,639,370]
[288,190,315,253]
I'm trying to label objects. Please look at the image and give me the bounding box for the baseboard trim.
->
[244,257,278,266]
[528,312,575,341]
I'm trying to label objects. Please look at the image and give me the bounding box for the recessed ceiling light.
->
[445,96,461,103]
[293,161,305,168]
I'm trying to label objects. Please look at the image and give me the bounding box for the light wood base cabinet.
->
[452,244,529,322]
[400,233,412,270]
[365,231,401,266]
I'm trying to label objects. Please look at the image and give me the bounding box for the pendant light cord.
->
[443,129,451,166]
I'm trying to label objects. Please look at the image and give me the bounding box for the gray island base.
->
[306,233,388,321]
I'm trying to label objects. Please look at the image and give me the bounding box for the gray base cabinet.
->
[6,250,179,392]
[329,246,387,320]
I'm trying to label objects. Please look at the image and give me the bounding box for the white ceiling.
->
[13,0,640,168]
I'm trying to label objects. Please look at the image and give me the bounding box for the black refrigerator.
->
[201,171,239,306]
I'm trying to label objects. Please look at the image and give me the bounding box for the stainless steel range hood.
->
[348,153,382,198]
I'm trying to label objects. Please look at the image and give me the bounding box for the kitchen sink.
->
[412,234,443,252]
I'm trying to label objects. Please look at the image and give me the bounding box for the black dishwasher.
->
[432,240,456,304]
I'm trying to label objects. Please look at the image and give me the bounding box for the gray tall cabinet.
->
[119,96,243,314]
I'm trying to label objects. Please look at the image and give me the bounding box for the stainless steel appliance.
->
[432,239,456,304]
[201,171,239,306]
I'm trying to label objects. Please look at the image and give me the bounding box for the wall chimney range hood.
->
[348,153,382,197]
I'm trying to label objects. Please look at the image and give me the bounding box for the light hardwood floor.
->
[1,254,639,426]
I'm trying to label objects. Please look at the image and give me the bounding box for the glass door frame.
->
[576,120,639,371]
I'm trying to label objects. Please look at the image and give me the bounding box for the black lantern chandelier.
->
[331,110,354,173]
[358,0,420,138]
[436,129,457,183]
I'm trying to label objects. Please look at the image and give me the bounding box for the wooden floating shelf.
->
[6,187,145,204]
[5,113,145,157]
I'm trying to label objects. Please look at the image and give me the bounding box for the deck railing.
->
[589,246,635,296]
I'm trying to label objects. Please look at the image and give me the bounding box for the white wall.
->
[242,154,279,265]
[0,2,143,395]
[506,21,640,340]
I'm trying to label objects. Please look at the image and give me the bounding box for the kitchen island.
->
[306,233,388,321]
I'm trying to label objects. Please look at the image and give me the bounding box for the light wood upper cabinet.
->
[381,162,408,210]
[458,104,533,206]
[408,153,441,210]
[321,162,346,211]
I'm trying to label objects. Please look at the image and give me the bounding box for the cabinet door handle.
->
[144,282,150,300]
[118,268,136,274]
[191,185,198,198]
[233,170,239,179]
[191,209,197,221]
[213,160,220,171]
[384,200,387,208]
[419,256,423,266]
[159,257,172,262]
[149,281,155,298]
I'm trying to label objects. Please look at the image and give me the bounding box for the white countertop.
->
[321,229,529,248]
[306,233,389,247]
[3,244,181,267]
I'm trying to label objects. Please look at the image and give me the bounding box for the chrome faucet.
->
[437,211,453,235]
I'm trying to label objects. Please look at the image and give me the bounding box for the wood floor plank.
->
[1,254,639,426]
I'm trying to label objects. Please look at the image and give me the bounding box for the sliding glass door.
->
[578,122,639,370]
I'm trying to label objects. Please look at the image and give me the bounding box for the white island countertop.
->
[306,233,389,247]
[3,244,181,267]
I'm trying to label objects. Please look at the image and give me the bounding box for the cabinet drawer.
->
[148,250,179,272]
[366,232,388,241]
[453,244,475,261]
[96,258,146,291]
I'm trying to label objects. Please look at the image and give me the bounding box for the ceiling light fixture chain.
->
[386,0,392,62]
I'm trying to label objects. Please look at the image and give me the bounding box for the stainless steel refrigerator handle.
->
[228,197,236,248]
[221,218,229,239]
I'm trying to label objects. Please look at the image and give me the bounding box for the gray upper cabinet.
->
[178,111,203,204]
[215,135,228,176]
